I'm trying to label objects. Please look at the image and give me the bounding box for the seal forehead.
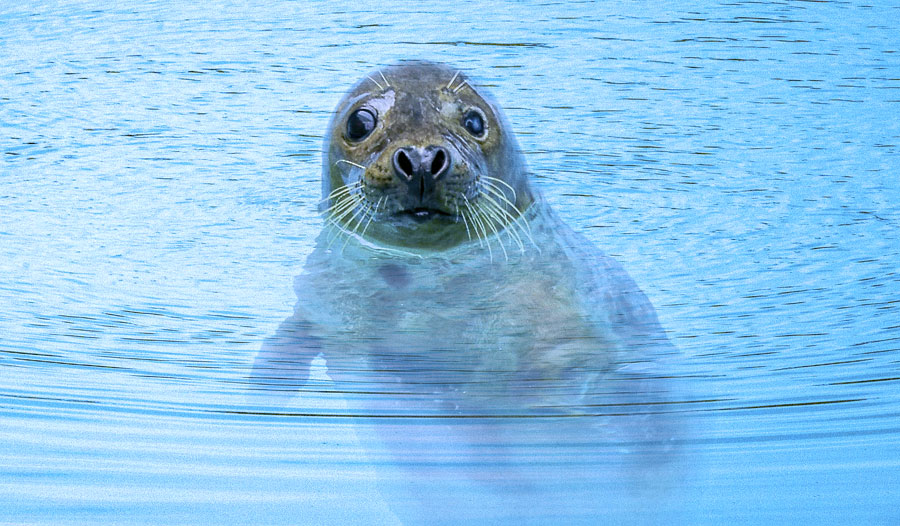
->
[384,61,459,88]
[339,61,479,111]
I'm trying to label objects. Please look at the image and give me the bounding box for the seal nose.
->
[392,145,450,201]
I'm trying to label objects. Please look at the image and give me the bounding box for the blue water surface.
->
[2,1,899,524]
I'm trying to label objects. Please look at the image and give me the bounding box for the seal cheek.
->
[364,159,395,188]
[452,157,470,175]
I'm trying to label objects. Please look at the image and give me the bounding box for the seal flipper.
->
[250,310,323,396]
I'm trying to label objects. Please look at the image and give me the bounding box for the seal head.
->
[322,61,534,250]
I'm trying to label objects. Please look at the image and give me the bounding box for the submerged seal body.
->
[254,60,673,414]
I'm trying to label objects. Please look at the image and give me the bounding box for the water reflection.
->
[251,203,685,523]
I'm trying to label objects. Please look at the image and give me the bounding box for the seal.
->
[251,61,680,522]
[253,60,675,413]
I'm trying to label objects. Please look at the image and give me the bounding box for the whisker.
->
[479,194,525,253]
[477,201,508,261]
[446,71,460,90]
[452,79,469,94]
[331,197,362,223]
[482,176,517,203]
[480,182,519,214]
[366,75,384,90]
[335,159,366,170]
[324,186,363,223]
[480,181,528,227]
[349,200,370,233]
[322,179,359,197]
[322,185,354,200]
[322,199,353,216]
[325,217,351,250]
[323,194,355,215]
[379,70,390,88]
[324,193,364,249]
[481,180,536,246]
[319,192,348,210]
[463,196,487,249]
[360,196,384,237]
[319,182,360,208]
[512,211,538,251]
[465,195,492,261]
[321,187,361,214]
[477,198,512,259]
[340,204,368,252]
[455,203,473,241]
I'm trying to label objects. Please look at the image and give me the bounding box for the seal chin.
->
[393,207,456,225]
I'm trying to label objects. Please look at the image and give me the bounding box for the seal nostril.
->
[394,149,414,180]
[430,149,447,177]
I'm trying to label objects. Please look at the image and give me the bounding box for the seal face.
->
[322,61,534,250]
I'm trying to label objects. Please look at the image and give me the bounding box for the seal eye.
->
[462,109,486,138]
[346,108,376,141]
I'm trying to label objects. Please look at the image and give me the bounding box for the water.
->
[2,1,899,524]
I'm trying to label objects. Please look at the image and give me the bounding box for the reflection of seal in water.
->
[253,60,674,414]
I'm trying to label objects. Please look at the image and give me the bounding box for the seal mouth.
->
[395,207,454,224]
